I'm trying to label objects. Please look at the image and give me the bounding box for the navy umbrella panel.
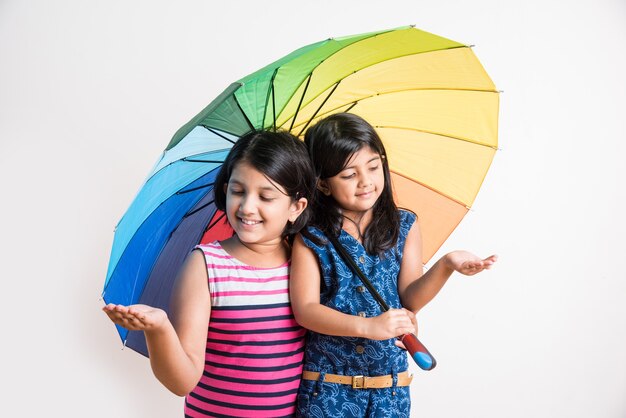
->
[103,128,236,355]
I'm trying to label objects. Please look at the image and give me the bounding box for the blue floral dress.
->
[297,210,416,418]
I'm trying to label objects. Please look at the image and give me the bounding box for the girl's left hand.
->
[395,308,418,350]
[444,251,498,276]
[102,303,168,332]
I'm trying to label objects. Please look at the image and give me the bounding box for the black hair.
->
[214,130,315,240]
[304,113,400,255]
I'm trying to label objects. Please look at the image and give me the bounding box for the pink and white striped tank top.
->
[184,242,305,418]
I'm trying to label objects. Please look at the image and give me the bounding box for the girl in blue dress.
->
[290,113,497,417]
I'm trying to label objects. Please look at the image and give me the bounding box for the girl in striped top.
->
[103,130,316,417]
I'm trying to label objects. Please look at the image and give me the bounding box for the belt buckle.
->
[352,375,365,389]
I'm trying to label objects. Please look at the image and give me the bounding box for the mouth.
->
[239,217,262,226]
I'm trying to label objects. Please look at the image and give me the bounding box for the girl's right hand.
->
[102,303,168,332]
[444,251,498,276]
[364,308,416,340]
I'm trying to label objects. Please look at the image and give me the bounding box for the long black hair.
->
[214,130,315,240]
[304,113,400,255]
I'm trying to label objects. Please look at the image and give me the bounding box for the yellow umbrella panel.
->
[275,29,499,262]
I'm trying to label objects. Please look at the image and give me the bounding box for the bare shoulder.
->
[170,249,211,330]
[184,248,208,274]
[398,217,424,296]
[291,234,317,263]
[173,248,209,297]
[290,235,321,278]
[404,217,422,248]
[289,234,321,310]
[292,233,307,252]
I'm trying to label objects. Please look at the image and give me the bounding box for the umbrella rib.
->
[390,170,470,209]
[183,158,226,163]
[275,40,471,130]
[202,126,237,144]
[289,73,312,133]
[233,94,255,132]
[344,102,357,113]
[377,125,498,150]
[283,86,497,132]
[104,173,217,300]
[272,75,278,132]
[318,30,467,79]
[139,154,224,188]
[296,86,496,121]
[262,68,280,132]
[285,88,498,149]
[296,80,341,137]
[176,182,215,195]
[204,211,227,232]
[185,199,216,219]
[273,31,395,132]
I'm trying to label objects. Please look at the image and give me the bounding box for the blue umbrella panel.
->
[103,128,236,355]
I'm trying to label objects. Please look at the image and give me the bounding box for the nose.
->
[238,193,256,214]
[358,170,373,188]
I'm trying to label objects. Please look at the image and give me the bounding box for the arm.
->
[289,234,415,340]
[148,249,210,395]
[398,221,498,312]
[103,249,210,396]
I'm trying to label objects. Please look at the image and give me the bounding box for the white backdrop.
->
[1,0,625,417]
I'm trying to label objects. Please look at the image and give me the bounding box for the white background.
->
[1,0,625,416]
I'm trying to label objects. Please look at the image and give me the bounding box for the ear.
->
[317,180,331,196]
[288,197,308,223]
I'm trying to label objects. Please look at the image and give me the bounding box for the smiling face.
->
[225,161,306,248]
[319,146,385,221]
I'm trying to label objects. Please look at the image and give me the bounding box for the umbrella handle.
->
[326,234,437,371]
[399,333,436,371]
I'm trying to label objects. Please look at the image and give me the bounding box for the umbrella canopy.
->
[103,26,499,355]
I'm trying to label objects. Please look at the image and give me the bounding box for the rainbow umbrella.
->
[103,26,499,355]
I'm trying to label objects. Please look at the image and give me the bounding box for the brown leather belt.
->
[302,370,412,389]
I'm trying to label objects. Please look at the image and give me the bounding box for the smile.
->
[240,218,262,225]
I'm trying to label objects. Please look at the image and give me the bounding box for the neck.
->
[221,235,289,267]
[341,209,373,242]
